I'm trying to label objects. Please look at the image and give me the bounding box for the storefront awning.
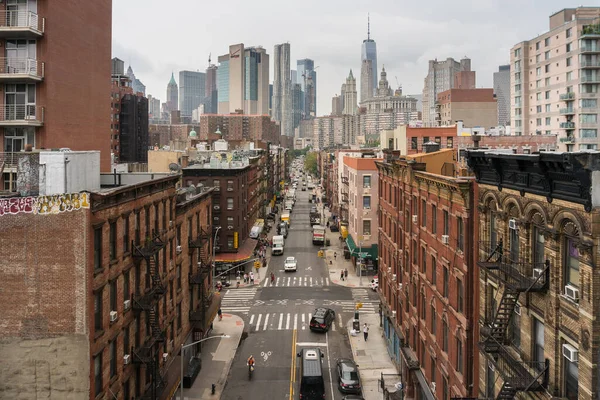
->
[346,235,378,260]
[214,238,258,263]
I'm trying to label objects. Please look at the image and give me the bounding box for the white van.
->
[272,235,285,256]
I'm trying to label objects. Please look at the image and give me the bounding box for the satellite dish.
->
[168,163,181,172]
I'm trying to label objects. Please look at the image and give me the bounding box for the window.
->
[509,222,519,261]
[134,212,140,245]
[456,337,463,374]
[545,90,550,100]
[412,240,418,265]
[109,222,116,260]
[421,200,426,227]
[457,278,464,313]
[430,356,436,387]
[564,346,579,400]
[490,214,497,248]
[123,270,130,305]
[227,180,234,190]
[432,205,437,234]
[431,306,436,335]
[544,37,550,46]
[566,42,572,53]
[581,114,598,124]
[443,267,449,298]
[227,216,234,226]
[545,77,551,86]
[566,56,572,67]
[94,227,102,271]
[442,319,448,352]
[535,80,541,89]
[227,236,234,250]
[536,41,540,50]
[565,238,579,287]
[363,196,371,209]
[544,50,550,60]
[545,104,551,112]
[363,175,371,188]
[443,210,449,235]
[123,325,130,356]
[123,215,129,253]
[536,105,542,113]
[431,256,437,285]
[535,54,541,63]
[177,304,182,332]
[94,354,103,396]
[227,198,234,210]
[176,265,181,290]
[533,318,545,368]
[566,28,572,38]
[545,117,551,126]
[213,179,220,189]
[545,64,550,73]
[509,306,521,348]
[363,220,371,235]
[95,290,103,331]
[411,137,417,150]
[446,137,453,148]
[536,118,542,126]
[457,217,464,251]
[110,280,117,312]
[514,48,521,58]
[421,293,426,319]
[536,67,541,76]
[110,340,117,378]
[421,247,427,273]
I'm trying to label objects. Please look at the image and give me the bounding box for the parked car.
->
[309,308,335,332]
[284,256,297,272]
[342,396,365,400]
[336,359,361,394]
[371,278,379,291]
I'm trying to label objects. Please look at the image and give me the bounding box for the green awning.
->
[346,234,357,253]
[346,235,378,260]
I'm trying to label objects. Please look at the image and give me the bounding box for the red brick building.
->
[0,175,215,399]
[0,0,112,178]
[376,148,479,399]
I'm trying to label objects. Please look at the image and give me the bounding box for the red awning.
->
[214,238,258,263]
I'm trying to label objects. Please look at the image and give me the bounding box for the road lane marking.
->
[338,313,343,328]
[255,314,262,331]
[287,277,291,286]
[293,313,298,330]
[326,331,335,400]
[301,313,305,330]
[325,278,329,286]
[286,313,291,330]
[275,277,280,287]
[289,329,297,398]
[309,277,313,286]
[278,313,284,330]
[263,278,268,287]
[263,313,270,331]
[249,315,255,325]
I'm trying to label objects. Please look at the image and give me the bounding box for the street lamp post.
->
[358,240,363,287]
[180,334,230,400]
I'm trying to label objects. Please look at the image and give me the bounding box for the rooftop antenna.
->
[208,53,211,64]
[367,13,370,40]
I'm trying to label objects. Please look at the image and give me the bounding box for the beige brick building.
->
[436,88,497,128]
[467,150,600,400]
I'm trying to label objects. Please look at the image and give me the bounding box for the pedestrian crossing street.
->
[263,275,330,287]
[220,287,257,315]
[248,311,345,332]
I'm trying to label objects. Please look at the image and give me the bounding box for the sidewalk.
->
[179,313,245,400]
[347,314,399,400]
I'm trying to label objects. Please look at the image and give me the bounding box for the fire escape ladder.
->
[147,307,164,344]
[485,288,519,352]
[496,381,518,400]
[148,254,165,295]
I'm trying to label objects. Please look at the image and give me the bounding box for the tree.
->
[304,152,318,176]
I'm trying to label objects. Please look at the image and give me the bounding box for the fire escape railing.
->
[478,239,550,400]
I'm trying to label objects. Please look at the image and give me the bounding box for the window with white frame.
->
[363,175,371,188]
[565,238,579,288]
[363,220,371,235]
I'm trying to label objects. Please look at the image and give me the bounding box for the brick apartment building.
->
[0,0,112,187]
[376,146,478,399]
[467,150,600,400]
[436,88,497,128]
[0,154,215,399]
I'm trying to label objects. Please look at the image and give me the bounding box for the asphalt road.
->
[221,184,378,400]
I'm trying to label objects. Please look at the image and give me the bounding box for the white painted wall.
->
[39,151,100,195]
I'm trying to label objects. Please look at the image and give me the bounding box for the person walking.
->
[250,271,255,285]
[244,273,248,284]
[340,270,344,281]
[363,323,369,341]
[334,252,337,261]
[270,272,275,284]
[344,268,348,279]
[218,308,223,321]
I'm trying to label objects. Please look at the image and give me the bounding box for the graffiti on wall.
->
[0,192,90,216]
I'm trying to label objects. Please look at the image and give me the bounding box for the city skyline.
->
[113,0,586,116]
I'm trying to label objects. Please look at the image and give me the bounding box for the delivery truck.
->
[272,235,285,256]
[312,225,326,245]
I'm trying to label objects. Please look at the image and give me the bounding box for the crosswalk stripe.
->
[301,314,306,330]
[263,313,270,331]
[278,314,283,330]
[249,315,255,324]
[245,312,352,332]
[286,313,291,330]
[255,314,262,331]
[294,313,298,330]
[261,277,330,288]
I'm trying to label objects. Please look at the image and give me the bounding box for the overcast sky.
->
[113,0,587,116]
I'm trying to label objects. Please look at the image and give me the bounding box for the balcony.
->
[188,227,211,249]
[580,60,600,68]
[559,92,575,101]
[0,105,44,126]
[559,121,576,129]
[514,78,521,85]
[581,24,600,38]
[559,108,575,115]
[0,10,45,38]
[0,58,44,82]
[581,76,600,83]
[560,135,576,143]
[581,45,600,54]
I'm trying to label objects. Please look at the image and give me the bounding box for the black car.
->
[336,358,361,394]
[309,308,335,332]
[342,396,365,400]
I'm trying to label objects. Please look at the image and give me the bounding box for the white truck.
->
[272,235,285,256]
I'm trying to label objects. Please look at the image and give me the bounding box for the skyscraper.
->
[126,65,146,95]
[216,44,269,115]
[360,59,373,103]
[273,43,293,136]
[205,61,218,114]
[178,71,206,117]
[493,64,510,126]
[361,15,377,98]
[343,70,357,115]
[166,72,178,112]
[297,58,317,117]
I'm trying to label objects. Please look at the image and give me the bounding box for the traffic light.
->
[254,261,261,269]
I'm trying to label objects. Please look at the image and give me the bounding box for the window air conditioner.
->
[124,354,131,365]
[169,220,173,228]
[176,245,182,254]
[532,268,543,279]
[227,226,234,230]
[509,219,517,230]
[214,205,220,210]
[562,343,578,363]
[227,187,234,191]
[392,274,397,281]
[412,215,418,224]
[123,300,131,311]
[441,235,449,244]
[163,353,169,362]
[398,283,403,291]
[564,285,579,302]
[110,311,118,322]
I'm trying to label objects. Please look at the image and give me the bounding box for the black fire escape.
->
[131,231,167,400]
[340,176,349,225]
[478,239,550,400]
[189,226,213,328]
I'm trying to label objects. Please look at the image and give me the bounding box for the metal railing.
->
[0,10,44,32]
[0,104,44,123]
[0,58,43,78]
[559,92,575,100]
[559,122,575,129]
[580,60,600,68]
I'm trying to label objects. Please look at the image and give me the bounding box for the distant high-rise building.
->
[273,43,293,136]
[205,62,218,114]
[119,93,149,163]
[147,94,161,119]
[361,14,377,97]
[297,59,317,117]
[126,65,146,95]
[331,95,342,116]
[217,44,269,115]
[292,83,303,131]
[166,72,178,112]
[343,70,357,115]
[493,65,511,126]
[340,83,346,113]
[422,57,471,126]
[360,59,374,102]
[179,70,206,117]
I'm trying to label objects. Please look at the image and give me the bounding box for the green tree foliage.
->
[304,152,318,176]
